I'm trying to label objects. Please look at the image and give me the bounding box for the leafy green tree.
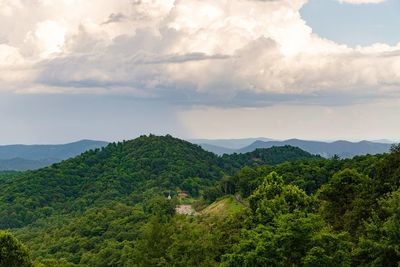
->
[355,189,400,266]
[223,173,324,267]
[318,169,371,234]
[0,231,33,267]
[144,195,176,218]
[235,167,259,198]
[303,230,352,267]
[219,175,236,196]
[131,216,173,266]
[181,177,202,197]
[248,172,312,225]
[373,144,400,195]
[222,212,325,267]
[166,218,218,267]
[203,186,223,202]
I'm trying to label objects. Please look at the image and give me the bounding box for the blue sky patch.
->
[301,0,400,46]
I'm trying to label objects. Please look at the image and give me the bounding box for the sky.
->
[0,0,399,144]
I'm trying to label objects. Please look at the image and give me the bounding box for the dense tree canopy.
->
[0,231,33,267]
[0,135,398,266]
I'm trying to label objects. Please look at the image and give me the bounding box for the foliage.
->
[0,135,224,229]
[221,145,320,174]
[200,196,245,217]
[0,171,20,184]
[302,230,352,267]
[354,189,400,266]
[0,135,397,266]
[0,231,33,267]
[318,169,371,234]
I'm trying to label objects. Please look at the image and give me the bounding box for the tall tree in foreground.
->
[355,189,400,266]
[0,231,33,267]
[318,168,371,235]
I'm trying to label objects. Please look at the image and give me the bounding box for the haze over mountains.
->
[0,140,108,171]
[0,137,395,171]
[193,138,394,158]
[190,138,275,150]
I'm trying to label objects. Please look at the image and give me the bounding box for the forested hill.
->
[0,135,224,228]
[3,135,397,266]
[0,136,316,229]
[222,145,320,174]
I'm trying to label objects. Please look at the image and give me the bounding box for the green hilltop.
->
[0,135,398,266]
[0,135,316,229]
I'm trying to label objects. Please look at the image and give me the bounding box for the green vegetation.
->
[0,135,223,229]
[0,135,398,266]
[200,196,245,217]
[221,145,320,174]
[0,171,20,184]
[0,231,33,267]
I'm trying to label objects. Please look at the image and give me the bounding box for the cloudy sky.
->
[1,0,399,144]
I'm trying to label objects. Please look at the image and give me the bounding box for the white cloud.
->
[0,44,24,66]
[0,0,399,107]
[29,20,67,58]
[0,0,22,16]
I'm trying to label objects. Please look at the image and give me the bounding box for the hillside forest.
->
[0,135,399,266]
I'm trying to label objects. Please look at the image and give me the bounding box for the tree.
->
[373,144,400,195]
[166,218,218,267]
[318,169,370,234]
[303,230,352,267]
[355,189,400,266]
[235,167,262,198]
[248,172,312,225]
[222,173,323,267]
[0,231,33,267]
[222,212,326,267]
[143,195,176,218]
[131,216,173,266]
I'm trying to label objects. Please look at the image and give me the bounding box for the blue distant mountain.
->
[0,138,394,171]
[195,138,394,158]
[0,140,108,171]
[191,137,275,155]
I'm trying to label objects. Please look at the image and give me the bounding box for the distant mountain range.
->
[191,138,275,155]
[0,137,395,171]
[0,140,108,171]
[0,158,59,171]
[194,138,394,158]
[190,137,275,149]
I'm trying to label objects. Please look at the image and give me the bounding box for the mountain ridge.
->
[0,135,318,229]
[0,140,108,171]
[0,137,393,171]
[197,138,393,158]
[0,140,108,160]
